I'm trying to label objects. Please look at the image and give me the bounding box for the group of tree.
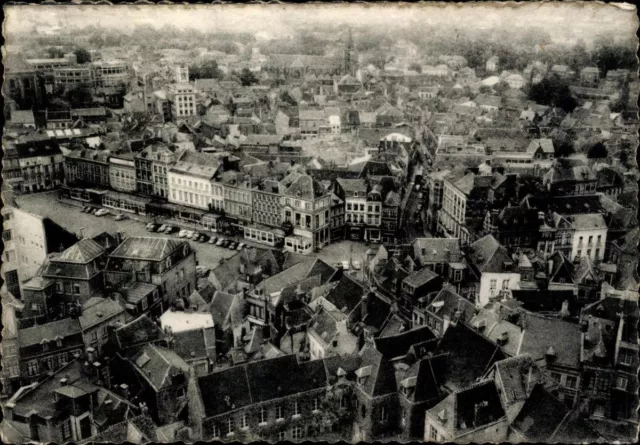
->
[527,74,578,113]
[188,60,224,81]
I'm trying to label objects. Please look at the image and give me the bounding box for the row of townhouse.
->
[62,145,402,253]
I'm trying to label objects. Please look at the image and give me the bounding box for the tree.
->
[528,74,577,113]
[493,80,511,96]
[408,63,422,73]
[74,48,92,64]
[587,142,608,160]
[47,46,65,59]
[64,83,94,108]
[189,60,223,81]
[239,68,258,87]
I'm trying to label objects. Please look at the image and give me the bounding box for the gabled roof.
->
[518,314,582,369]
[55,238,105,264]
[172,327,216,363]
[131,344,189,392]
[374,325,436,359]
[79,297,125,331]
[435,323,506,391]
[426,288,477,326]
[357,343,398,397]
[527,138,554,154]
[469,235,512,274]
[113,315,167,353]
[413,237,461,265]
[209,291,241,328]
[323,274,366,315]
[281,172,327,200]
[403,267,440,288]
[19,317,82,348]
[197,354,327,418]
[110,237,188,261]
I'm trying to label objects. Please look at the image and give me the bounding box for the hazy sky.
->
[4,2,638,41]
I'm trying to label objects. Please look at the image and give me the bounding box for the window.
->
[27,360,38,376]
[2,230,12,241]
[616,376,628,390]
[278,431,286,441]
[312,397,320,413]
[550,372,562,383]
[259,406,268,425]
[502,279,509,290]
[490,279,497,290]
[619,350,634,365]
[212,423,220,438]
[240,413,248,429]
[292,426,303,440]
[61,419,72,440]
[430,425,438,441]
[401,408,407,426]
[292,400,300,417]
[380,406,388,422]
[565,375,577,389]
[226,417,234,435]
[340,395,347,409]
[73,284,81,295]
[56,282,63,293]
[275,405,284,421]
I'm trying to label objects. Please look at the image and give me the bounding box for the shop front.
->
[244,224,285,247]
[284,235,313,254]
[103,191,150,215]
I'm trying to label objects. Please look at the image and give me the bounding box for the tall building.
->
[343,28,357,76]
[168,83,197,122]
[174,65,189,84]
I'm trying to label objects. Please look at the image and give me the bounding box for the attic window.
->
[438,409,448,422]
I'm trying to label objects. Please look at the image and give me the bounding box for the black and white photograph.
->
[1,2,638,443]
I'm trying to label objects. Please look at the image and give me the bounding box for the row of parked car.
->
[81,206,129,220]
[145,222,246,251]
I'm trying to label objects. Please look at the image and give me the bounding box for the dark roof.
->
[403,267,440,288]
[281,172,327,199]
[518,314,582,369]
[401,354,447,403]
[469,235,512,274]
[435,323,506,391]
[209,291,239,327]
[113,315,166,352]
[374,325,436,358]
[198,354,328,417]
[14,139,63,158]
[55,238,104,263]
[19,317,82,348]
[357,343,398,397]
[511,384,601,442]
[324,274,366,315]
[172,327,216,362]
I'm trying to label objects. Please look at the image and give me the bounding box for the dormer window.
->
[166,258,172,269]
[355,365,372,386]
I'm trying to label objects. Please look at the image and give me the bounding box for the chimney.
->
[361,292,370,321]
[59,377,68,386]
[86,347,96,363]
[560,300,570,318]
[119,383,130,399]
[525,365,534,395]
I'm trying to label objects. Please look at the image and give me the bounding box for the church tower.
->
[343,28,356,76]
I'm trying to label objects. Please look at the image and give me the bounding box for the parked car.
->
[228,241,237,250]
[90,208,99,215]
[216,238,225,246]
[115,213,127,221]
[95,209,110,217]
[164,225,176,234]
[209,236,218,244]
[178,229,188,238]
[222,240,231,248]
[198,233,209,243]
[185,230,195,239]
[158,224,167,232]
[82,206,91,213]
[237,243,246,250]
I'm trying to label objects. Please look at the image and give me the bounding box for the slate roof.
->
[110,237,187,261]
[79,297,125,331]
[197,354,328,418]
[428,379,505,436]
[401,354,447,403]
[337,178,367,194]
[172,327,216,363]
[403,267,440,288]
[492,354,543,408]
[544,162,597,184]
[527,138,554,154]
[209,291,240,328]
[281,172,327,199]
[518,314,582,370]
[374,325,436,359]
[19,318,82,348]
[356,343,398,397]
[435,323,506,391]
[469,234,512,274]
[510,384,602,442]
[113,315,167,352]
[568,213,607,231]
[323,274,366,315]
[131,344,190,392]
[413,237,461,265]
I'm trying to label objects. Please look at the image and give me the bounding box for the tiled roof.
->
[79,297,125,330]
[469,235,512,274]
[403,267,439,288]
[55,238,104,264]
[337,178,367,193]
[172,327,216,363]
[281,172,327,200]
[427,288,477,325]
[527,138,554,154]
[209,291,239,327]
[110,237,187,260]
[132,344,189,392]
[518,314,582,369]
[435,323,506,392]
[19,317,82,348]
[114,315,166,352]
[197,354,327,417]
[323,274,366,315]
[374,325,436,359]
[357,343,398,397]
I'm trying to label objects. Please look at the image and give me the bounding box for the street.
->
[15,191,377,276]
[14,191,237,270]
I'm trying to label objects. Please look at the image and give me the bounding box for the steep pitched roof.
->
[131,344,190,392]
[469,235,512,274]
[55,238,104,263]
[518,314,582,369]
[281,172,327,199]
[19,317,82,348]
[79,297,125,331]
[374,325,436,359]
[114,315,167,352]
[323,274,366,315]
[357,343,398,397]
[110,237,187,261]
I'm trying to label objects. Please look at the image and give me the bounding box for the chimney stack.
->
[361,292,370,321]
